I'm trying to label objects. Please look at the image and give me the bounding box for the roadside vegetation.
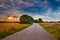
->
[0,23,31,39]
[0,14,43,39]
[40,23,60,40]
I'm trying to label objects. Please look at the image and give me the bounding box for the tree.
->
[20,14,34,24]
[34,18,43,23]
[38,18,42,23]
[34,20,38,23]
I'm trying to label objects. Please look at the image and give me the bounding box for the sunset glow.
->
[7,16,19,22]
[8,17,13,20]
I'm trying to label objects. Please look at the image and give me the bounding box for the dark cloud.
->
[0,0,60,21]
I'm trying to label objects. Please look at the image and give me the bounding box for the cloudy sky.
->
[0,0,60,21]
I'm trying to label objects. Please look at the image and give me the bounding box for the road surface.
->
[1,23,56,40]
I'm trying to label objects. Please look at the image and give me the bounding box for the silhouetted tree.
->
[20,14,34,24]
[38,18,42,23]
[34,20,38,23]
[34,18,43,23]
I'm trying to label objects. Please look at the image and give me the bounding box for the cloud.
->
[0,10,21,20]
[0,0,13,2]
[18,0,34,6]
[46,8,52,12]
[32,7,60,21]
[32,13,60,21]
[0,0,60,21]
[0,0,50,13]
[57,7,60,11]
[56,0,60,2]
[0,1,5,7]
[32,15,52,21]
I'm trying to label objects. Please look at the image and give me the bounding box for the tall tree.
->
[20,14,34,24]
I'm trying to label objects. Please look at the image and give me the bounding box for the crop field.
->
[40,23,60,40]
[0,23,31,39]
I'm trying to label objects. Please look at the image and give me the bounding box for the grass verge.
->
[40,23,60,40]
[0,23,31,39]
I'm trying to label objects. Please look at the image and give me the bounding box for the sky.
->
[0,0,60,21]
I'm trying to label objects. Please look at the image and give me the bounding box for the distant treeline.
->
[1,14,60,24]
[0,14,43,24]
[20,14,43,24]
[0,14,60,24]
[0,21,19,23]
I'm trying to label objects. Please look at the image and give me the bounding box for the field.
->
[0,23,31,39]
[40,23,60,40]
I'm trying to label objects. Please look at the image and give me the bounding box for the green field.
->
[0,23,31,39]
[40,23,60,40]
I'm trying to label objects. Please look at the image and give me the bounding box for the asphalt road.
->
[1,23,56,40]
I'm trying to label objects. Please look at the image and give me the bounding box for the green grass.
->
[0,23,31,39]
[40,23,60,40]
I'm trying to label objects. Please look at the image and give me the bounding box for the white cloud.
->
[0,1,5,7]
[39,0,49,7]
[46,8,52,13]
[57,7,60,11]
[18,0,34,6]
[53,11,60,19]
[56,0,60,2]
[32,15,52,21]
[0,0,13,2]
[32,11,60,22]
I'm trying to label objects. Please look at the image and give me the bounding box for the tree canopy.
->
[20,14,34,24]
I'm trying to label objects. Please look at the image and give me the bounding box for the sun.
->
[8,17,13,20]
[7,16,19,21]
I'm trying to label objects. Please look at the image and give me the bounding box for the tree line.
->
[20,14,43,24]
